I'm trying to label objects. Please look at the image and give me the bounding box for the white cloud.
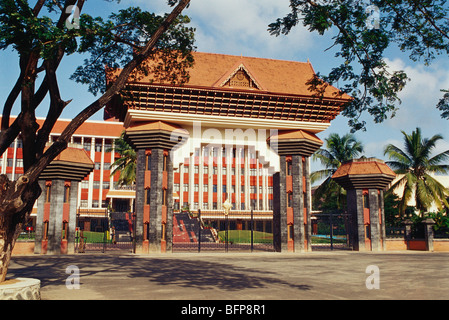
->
[175,0,315,59]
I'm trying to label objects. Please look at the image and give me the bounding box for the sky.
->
[1,0,449,176]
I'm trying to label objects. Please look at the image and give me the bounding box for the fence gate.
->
[311,210,352,251]
[75,212,134,253]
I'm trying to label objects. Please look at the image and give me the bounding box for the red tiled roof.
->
[332,158,395,179]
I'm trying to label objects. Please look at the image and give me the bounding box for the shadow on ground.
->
[8,254,312,293]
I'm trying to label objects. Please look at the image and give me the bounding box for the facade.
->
[107,52,351,253]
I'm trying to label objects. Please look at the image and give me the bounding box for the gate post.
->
[268,130,322,253]
[332,158,395,252]
[423,218,436,252]
[125,121,188,254]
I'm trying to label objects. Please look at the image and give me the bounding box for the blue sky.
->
[1,0,448,174]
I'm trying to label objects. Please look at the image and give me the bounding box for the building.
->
[106,52,350,253]
[1,52,350,253]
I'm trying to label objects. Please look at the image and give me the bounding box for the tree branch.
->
[24,0,192,184]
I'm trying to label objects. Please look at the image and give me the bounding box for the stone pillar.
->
[35,147,93,255]
[149,148,163,253]
[67,181,79,254]
[34,180,47,254]
[423,218,436,252]
[292,155,305,252]
[125,121,188,254]
[134,148,146,253]
[268,130,323,253]
[332,158,396,252]
[47,179,64,254]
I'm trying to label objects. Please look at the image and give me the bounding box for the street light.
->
[223,199,232,253]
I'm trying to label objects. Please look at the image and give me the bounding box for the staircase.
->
[173,212,216,243]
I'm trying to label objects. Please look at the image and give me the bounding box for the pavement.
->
[7,250,449,301]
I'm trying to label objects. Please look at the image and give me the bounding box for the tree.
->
[384,127,449,216]
[269,0,449,131]
[0,0,194,282]
[110,132,137,187]
[311,132,364,209]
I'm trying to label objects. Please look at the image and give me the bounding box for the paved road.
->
[7,251,449,300]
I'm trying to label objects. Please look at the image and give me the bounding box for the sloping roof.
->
[131,52,349,99]
[332,158,395,179]
[332,158,396,190]
[40,147,94,181]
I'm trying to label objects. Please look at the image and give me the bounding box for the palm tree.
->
[109,132,137,186]
[311,133,364,209]
[384,127,449,216]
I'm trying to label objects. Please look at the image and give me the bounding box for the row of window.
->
[183,166,260,176]
[174,183,274,194]
[182,200,274,210]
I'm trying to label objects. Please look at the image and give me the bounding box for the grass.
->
[217,230,273,244]
[77,231,111,243]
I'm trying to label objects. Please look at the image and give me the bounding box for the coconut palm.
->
[311,133,364,209]
[384,127,449,216]
[109,132,137,186]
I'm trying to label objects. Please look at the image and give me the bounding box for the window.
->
[203,166,208,174]
[146,189,151,205]
[213,166,218,175]
[213,202,218,209]
[81,180,89,189]
[63,185,70,203]
[250,186,257,194]
[95,142,102,152]
[163,189,167,206]
[203,202,208,210]
[79,200,88,208]
[194,165,199,174]
[184,166,189,174]
[241,203,245,210]
[268,186,273,194]
[174,184,180,192]
[203,184,208,192]
[194,184,199,192]
[45,185,51,203]
[183,184,189,192]
[103,181,110,190]
[163,154,168,171]
[103,162,111,170]
[250,168,256,176]
[222,167,227,175]
[83,139,91,151]
[92,200,99,208]
[15,159,23,168]
[288,192,293,207]
[94,162,101,170]
[363,193,370,209]
[287,160,292,176]
[222,185,226,193]
[146,155,152,170]
[213,184,217,193]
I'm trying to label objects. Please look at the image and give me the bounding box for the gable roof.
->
[123,52,350,99]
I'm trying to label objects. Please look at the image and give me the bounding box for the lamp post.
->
[223,199,232,253]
